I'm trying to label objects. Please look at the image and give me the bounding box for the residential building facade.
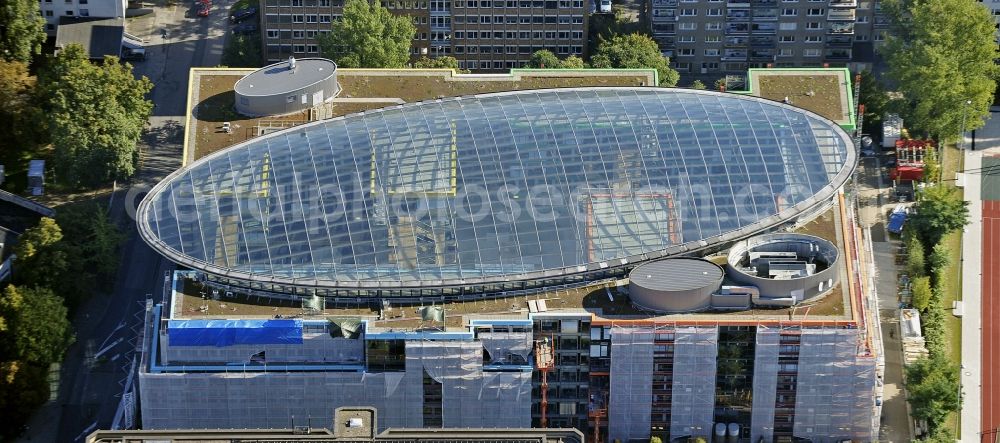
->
[648,0,890,75]
[259,0,589,70]
[38,0,127,35]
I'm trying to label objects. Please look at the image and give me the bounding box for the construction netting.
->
[669,326,718,439]
[141,338,530,430]
[749,325,780,443]
[792,328,877,441]
[167,319,303,346]
[608,327,654,443]
[477,330,533,364]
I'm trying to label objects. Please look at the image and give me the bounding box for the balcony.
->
[722,50,747,61]
[874,15,890,28]
[829,0,856,6]
[751,36,774,46]
[827,21,855,34]
[727,9,751,21]
[725,36,748,47]
[750,50,775,61]
[751,0,776,4]
[827,8,855,21]
[652,10,678,22]
[753,8,778,21]
[651,0,677,5]
[825,50,852,60]
[751,22,777,34]
[727,0,749,6]
[826,35,853,47]
[726,23,750,34]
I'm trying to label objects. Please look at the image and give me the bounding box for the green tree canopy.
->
[649,437,663,443]
[928,242,951,281]
[858,70,891,135]
[560,55,585,69]
[882,0,999,141]
[12,217,67,288]
[528,50,560,69]
[413,55,460,70]
[911,276,932,311]
[0,285,73,365]
[0,60,45,179]
[318,0,415,68]
[905,354,960,430]
[911,185,970,247]
[0,0,47,63]
[221,33,262,68]
[905,231,926,277]
[690,79,706,90]
[39,45,154,188]
[590,33,679,87]
[53,203,122,306]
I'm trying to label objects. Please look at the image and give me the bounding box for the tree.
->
[413,56,460,70]
[929,242,951,280]
[0,285,72,366]
[590,33,680,87]
[12,217,67,288]
[714,78,727,91]
[317,0,415,68]
[858,70,891,136]
[221,33,262,68]
[53,203,122,306]
[922,143,940,184]
[560,55,585,69]
[0,60,45,182]
[911,276,932,311]
[905,355,960,430]
[882,0,999,141]
[528,50,560,69]
[38,44,154,188]
[690,79,706,90]
[905,231,926,277]
[0,0,47,63]
[911,185,970,247]
[649,437,663,443]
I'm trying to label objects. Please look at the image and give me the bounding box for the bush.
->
[911,276,933,311]
[906,232,927,277]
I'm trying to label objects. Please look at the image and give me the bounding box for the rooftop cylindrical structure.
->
[628,258,724,313]
[725,233,840,304]
[234,57,339,117]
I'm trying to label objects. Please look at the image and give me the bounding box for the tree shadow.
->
[195,90,242,122]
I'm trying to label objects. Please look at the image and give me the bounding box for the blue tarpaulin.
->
[167,319,303,347]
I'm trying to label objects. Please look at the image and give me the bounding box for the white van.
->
[599,0,611,12]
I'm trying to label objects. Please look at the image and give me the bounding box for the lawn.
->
[754,72,850,124]
[939,142,965,436]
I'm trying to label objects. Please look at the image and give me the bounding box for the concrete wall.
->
[235,73,338,117]
[726,233,840,302]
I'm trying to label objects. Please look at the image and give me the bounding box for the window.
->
[680,8,696,15]
[705,22,721,30]
[805,21,822,29]
[804,48,820,57]
[75,8,87,15]
[806,7,823,15]
[677,48,694,56]
[674,62,691,71]
[45,10,53,16]
[778,48,793,57]
[319,14,331,22]
[292,30,304,38]
[292,14,304,22]
[705,35,721,42]
[855,33,869,41]
[678,35,695,42]
[46,24,55,30]
[306,30,316,37]
[804,35,822,42]
[704,48,719,56]
[707,7,721,15]
[320,0,331,5]
[679,22,697,30]
[778,22,796,30]
[857,15,869,23]
[79,0,87,3]
[779,35,795,42]
[267,29,279,38]
[64,10,73,15]
[780,8,796,16]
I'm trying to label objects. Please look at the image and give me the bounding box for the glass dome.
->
[137,88,855,294]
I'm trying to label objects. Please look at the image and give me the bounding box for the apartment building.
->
[649,0,889,75]
[259,0,588,70]
[38,0,126,35]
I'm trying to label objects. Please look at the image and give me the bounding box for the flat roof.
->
[55,17,124,60]
[629,258,723,293]
[742,68,855,131]
[234,58,338,97]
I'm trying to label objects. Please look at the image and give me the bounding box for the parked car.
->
[121,47,146,61]
[232,22,258,35]
[598,0,611,12]
[231,6,257,22]
[197,4,211,16]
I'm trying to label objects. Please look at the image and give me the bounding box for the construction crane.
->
[534,337,555,427]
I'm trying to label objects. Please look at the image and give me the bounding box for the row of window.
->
[265,0,335,7]
[452,30,584,39]
[456,0,584,7]
[657,29,881,43]
[676,47,851,56]
[452,45,583,54]
[454,15,585,23]
[265,13,335,22]
[670,7,827,15]
[41,8,90,17]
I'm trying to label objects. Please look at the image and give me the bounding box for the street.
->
[15,0,230,440]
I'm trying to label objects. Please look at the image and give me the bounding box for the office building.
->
[258,0,588,70]
[38,0,127,35]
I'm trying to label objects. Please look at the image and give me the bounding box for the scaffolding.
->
[669,326,718,440]
[749,325,780,443]
[608,327,654,443]
[534,337,554,427]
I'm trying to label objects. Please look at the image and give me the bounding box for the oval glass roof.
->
[138,88,855,288]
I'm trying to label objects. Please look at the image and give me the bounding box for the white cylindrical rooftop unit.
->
[726,233,840,304]
[628,258,724,313]
[234,57,339,117]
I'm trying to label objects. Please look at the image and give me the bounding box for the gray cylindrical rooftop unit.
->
[233,57,339,117]
[628,258,724,313]
[726,233,840,303]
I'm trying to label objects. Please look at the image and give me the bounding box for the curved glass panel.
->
[138,88,854,287]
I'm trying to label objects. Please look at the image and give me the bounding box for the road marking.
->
[75,422,97,441]
[94,337,125,360]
